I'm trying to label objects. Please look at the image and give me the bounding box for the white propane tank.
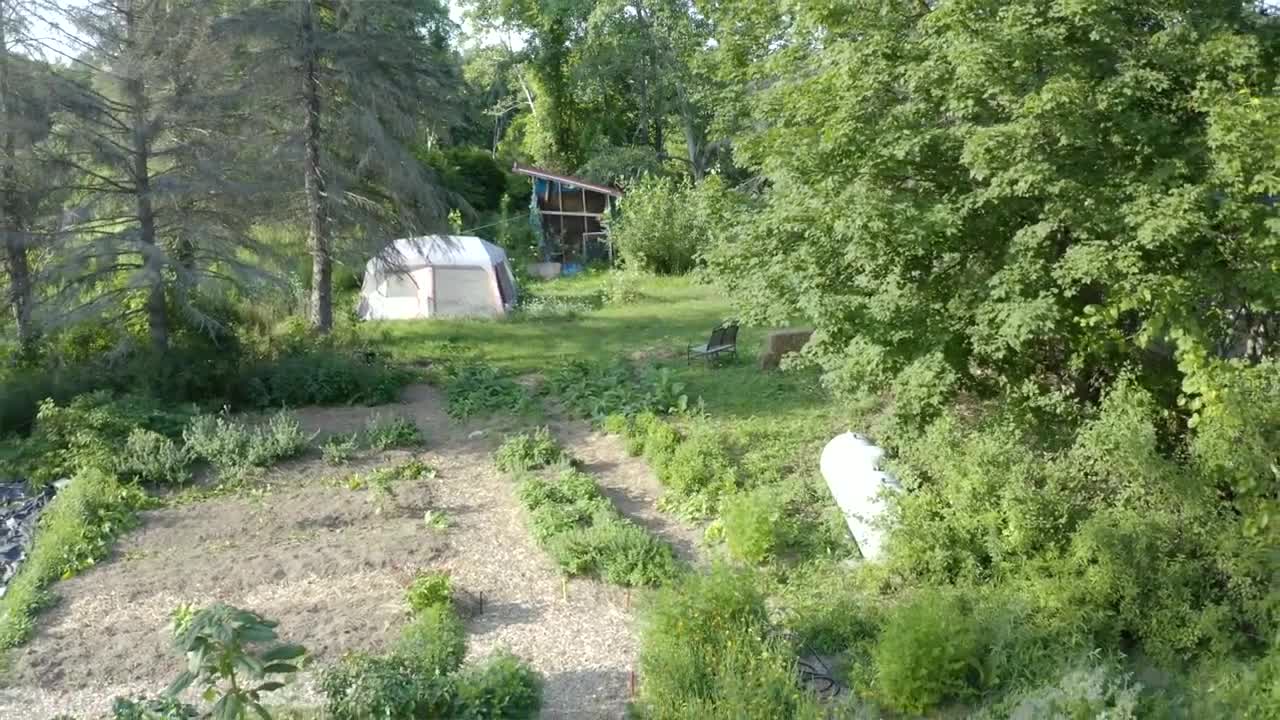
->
[819,432,901,562]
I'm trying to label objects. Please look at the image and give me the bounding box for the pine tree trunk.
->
[301,0,332,333]
[124,0,167,351]
[0,2,35,355]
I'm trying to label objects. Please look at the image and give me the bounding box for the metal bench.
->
[687,320,739,365]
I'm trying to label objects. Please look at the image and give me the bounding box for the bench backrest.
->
[709,320,739,348]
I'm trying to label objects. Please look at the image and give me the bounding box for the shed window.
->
[385,273,419,299]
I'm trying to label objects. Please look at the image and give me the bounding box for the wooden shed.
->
[513,163,622,267]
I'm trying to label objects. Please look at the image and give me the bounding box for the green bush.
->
[494,427,564,472]
[239,348,408,408]
[872,589,984,714]
[607,175,737,275]
[320,653,454,720]
[601,413,630,435]
[321,433,360,465]
[451,651,543,719]
[365,413,423,450]
[637,566,821,719]
[115,428,193,485]
[405,571,453,614]
[395,604,467,679]
[720,486,789,563]
[183,411,309,474]
[443,364,534,420]
[654,426,737,519]
[8,392,193,486]
[0,469,145,648]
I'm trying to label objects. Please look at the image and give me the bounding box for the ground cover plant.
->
[511,464,681,587]
[364,413,423,450]
[0,469,147,648]
[441,364,536,420]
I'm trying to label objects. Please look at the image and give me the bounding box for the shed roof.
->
[368,235,507,271]
[512,163,623,198]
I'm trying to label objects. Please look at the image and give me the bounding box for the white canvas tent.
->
[358,235,518,320]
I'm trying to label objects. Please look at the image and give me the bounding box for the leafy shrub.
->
[977,661,1141,720]
[183,411,309,474]
[365,413,423,450]
[720,486,789,563]
[654,426,738,519]
[603,270,645,305]
[9,392,193,486]
[321,433,360,465]
[116,428,193,485]
[109,696,198,720]
[607,175,735,274]
[451,651,543,719]
[405,571,453,614]
[395,604,467,678]
[443,364,534,420]
[494,427,564,472]
[320,653,453,720]
[872,589,984,714]
[0,469,145,648]
[637,566,821,719]
[239,348,408,408]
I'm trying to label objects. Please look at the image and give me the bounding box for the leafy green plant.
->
[364,413,423,450]
[494,427,564,472]
[239,348,409,408]
[394,604,467,678]
[167,604,306,720]
[0,469,146,649]
[637,566,821,719]
[405,571,453,614]
[422,510,450,531]
[542,361,695,420]
[451,651,544,719]
[720,486,789,563]
[443,364,534,420]
[321,434,360,465]
[654,426,738,519]
[319,652,453,720]
[116,428,193,485]
[872,589,984,714]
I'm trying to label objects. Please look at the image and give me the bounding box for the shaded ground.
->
[0,385,700,720]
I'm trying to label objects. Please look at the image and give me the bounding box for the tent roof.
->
[369,235,507,271]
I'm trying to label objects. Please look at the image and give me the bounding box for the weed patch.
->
[238,348,410,408]
[116,429,193,485]
[543,360,695,420]
[442,364,535,420]
[321,434,360,465]
[405,571,453,614]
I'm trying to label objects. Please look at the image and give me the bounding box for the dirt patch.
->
[0,386,695,719]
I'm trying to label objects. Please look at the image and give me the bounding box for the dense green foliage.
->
[183,411,310,477]
[608,175,740,274]
[513,466,680,587]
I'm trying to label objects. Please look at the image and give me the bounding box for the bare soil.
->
[0,385,701,720]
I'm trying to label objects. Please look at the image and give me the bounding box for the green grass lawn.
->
[363,271,852,490]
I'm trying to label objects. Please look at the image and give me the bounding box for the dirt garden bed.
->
[0,385,701,719]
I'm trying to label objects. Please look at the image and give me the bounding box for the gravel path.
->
[0,385,699,720]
